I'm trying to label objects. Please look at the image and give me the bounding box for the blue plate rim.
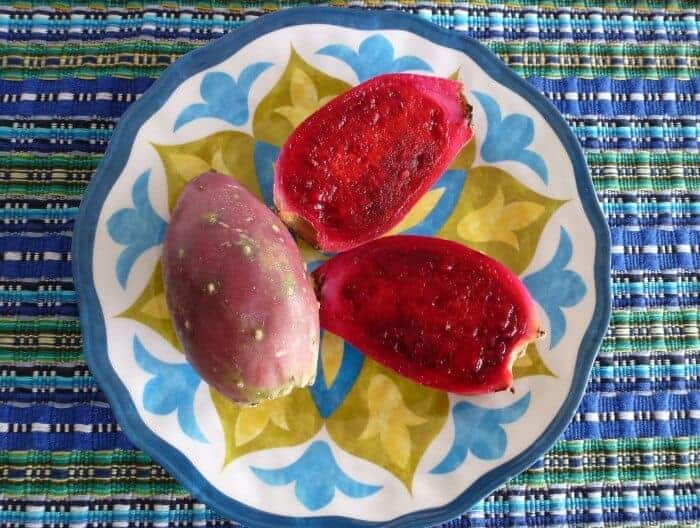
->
[72,7,612,528]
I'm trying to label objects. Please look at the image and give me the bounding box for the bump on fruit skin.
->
[312,235,541,395]
[274,73,474,252]
[162,172,319,405]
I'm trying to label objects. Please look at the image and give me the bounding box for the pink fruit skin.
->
[313,236,541,394]
[162,172,319,404]
[274,73,473,252]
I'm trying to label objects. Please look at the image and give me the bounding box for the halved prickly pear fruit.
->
[312,236,541,394]
[274,73,473,252]
[162,172,319,405]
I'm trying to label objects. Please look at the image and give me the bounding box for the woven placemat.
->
[0,2,698,526]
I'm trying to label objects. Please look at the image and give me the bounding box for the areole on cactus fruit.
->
[274,73,474,252]
[312,235,542,394]
[162,172,320,405]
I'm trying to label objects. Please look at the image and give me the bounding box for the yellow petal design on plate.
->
[456,187,545,249]
[321,331,344,387]
[253,47,350,146]
[212,388,322,466]
[118,262,181,352]
[387,188,445,236]
[273,107,309,129]
[234,398,291,447]
[358,374,427,469]
[439,165,566,274]
[451,129,477,171]
[289,67,319,109]
[167,153,210,183]
[326,359,448,490]
[153,131,259,210]
[140,292,169,320]
[513,342,555,379]
[219,134,259,195]
[273,69,336,128]
[210,147,229,174]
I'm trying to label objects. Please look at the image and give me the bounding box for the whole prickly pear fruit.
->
[162,172,319,405]
[274,73,473,252]
[313,235,541,394]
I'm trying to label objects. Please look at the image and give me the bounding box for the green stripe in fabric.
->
[0,306,694,385]
[0,313,695,368]
[0,438,695,495]
[0,183,87,197]
[0,153,101,170]
[0,179,680,199]
[1,41,199,56]
[2,151,697,168]
[0,320,82,360]
[0,449,153,465]
[0,468,691,497]
[3,40,696,59]
[0,480,187,497]
[1,153,698,198]
[608,307,698,326]
[0,318,81,333]
[1,40,698,80]
[0,438,686,465]
[591,150,699,192]
[0,350,84,364]
[600,309,699,355]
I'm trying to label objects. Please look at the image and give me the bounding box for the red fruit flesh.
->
[313,236,541,394]
[274,74,473,252]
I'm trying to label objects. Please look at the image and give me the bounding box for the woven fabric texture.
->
[0,2,698,527]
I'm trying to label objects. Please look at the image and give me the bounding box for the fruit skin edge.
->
[72,7,611,528]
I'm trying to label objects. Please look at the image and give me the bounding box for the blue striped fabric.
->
[0,2,698,527]
[2,5,698,43]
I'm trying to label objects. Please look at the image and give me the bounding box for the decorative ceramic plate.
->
[73,7,611,528]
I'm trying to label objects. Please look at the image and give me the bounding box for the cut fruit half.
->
[275,73,473,252]
[313,235,542,394]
